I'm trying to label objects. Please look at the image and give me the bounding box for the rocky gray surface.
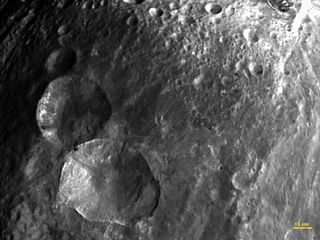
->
[0,0,320,239]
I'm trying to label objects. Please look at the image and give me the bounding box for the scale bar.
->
[292,227,312,230]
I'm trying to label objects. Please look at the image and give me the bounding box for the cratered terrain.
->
[0,0,320,239]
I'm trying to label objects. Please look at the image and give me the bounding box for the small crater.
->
[267,0,293,13]
[45,48,76,75]
[249,63,264,76]
[205,3,222,15]
[149,8,164,18]
[253,64,263,75]
[122,0,144,4]
[175,79,183,88]
[57,0,74,8]
[81,1,91,10]
[221,75,234,87]
[178,15,195,25]
[57,24,69,35]
[126,15,138,26]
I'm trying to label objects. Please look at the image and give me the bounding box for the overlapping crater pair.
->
[36,75,159,223]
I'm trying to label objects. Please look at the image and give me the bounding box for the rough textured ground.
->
[0,0,320,239]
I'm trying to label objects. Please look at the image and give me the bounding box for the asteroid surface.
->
[1,0,320,239]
